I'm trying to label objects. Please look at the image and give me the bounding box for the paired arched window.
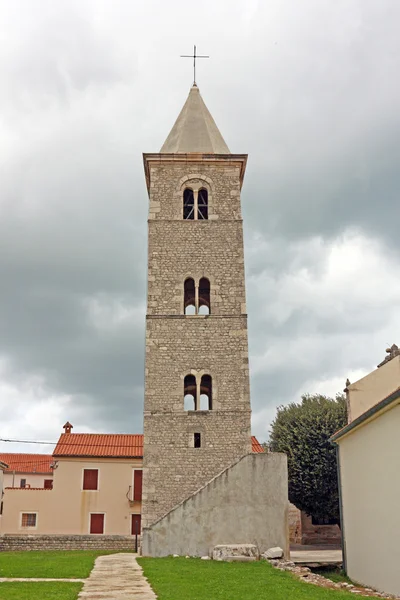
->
[183,188,208,220]
[184,277,210,315]
[184,374,212,411]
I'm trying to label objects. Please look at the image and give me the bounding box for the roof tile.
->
[0,454,53,474]
[53,434,143,458]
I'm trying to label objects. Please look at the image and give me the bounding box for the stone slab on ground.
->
[263,547,284,559]
[290,548,343,566]
[213,544,259,561]
[78,553,157,600]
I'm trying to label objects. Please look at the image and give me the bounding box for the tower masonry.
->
[142,84,252,527]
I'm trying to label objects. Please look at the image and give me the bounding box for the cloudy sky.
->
[1,0,400,453]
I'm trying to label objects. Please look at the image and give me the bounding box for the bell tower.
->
[142,84,251,527]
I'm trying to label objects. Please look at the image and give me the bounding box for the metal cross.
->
[180,45,209,86]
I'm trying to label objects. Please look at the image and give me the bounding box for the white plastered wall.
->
[338,403,400,596]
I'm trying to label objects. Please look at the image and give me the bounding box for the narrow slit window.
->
[194,433,201,448]
[200,374,212,410]
[184,278,196,315]
[198,278,210,315]
[184,374,197,410]
[183,188,195,220]
[197,188,208,220]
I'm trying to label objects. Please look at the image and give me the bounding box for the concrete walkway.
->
[78,553,157,599]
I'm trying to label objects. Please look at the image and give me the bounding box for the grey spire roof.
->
[160,85,230,154]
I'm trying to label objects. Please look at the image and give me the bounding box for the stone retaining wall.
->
[0,534,139,552]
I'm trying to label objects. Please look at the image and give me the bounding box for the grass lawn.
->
[313,569,354,585]
[138,557,356,600]
[0,550,116,579]
[0,582,82,600]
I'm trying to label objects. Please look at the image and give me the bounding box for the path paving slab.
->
[78,553,157,600]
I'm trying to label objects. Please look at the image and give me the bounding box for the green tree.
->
[269,394,347,523]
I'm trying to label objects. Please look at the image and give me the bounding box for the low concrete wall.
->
[142,452,288,557]
[0,534,138,552]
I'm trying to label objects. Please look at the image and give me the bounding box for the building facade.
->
[142,84,252,528]
[0,454,53,490]
[332,347,400,596]
[0,426,143,539]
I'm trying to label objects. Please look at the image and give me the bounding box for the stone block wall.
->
[147,220,246,316]
[0,534,137,552]
[142,156,252,529]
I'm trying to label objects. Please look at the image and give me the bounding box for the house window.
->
[183,188,195,220]
[44,479,53,489]
[184,374,213,411]
[21,513,37,528]
[131,514,141,535]
[184,374,197,410]
[20,478,26,488]
[194,433,201,448]
[90,513,104,534]
[198,278,210,315]
[184,277,211,315]
[199,374,212,410]
[133,470,143,501]
[184,278,196,315]
[83,469,98,491]
[197,188,208,220]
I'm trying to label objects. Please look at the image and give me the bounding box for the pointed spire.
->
[160,85,230,154]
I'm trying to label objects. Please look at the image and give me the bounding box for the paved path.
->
[78,553,157,599]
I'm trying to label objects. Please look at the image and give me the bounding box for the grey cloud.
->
[0,0,399,446]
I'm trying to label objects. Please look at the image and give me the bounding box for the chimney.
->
[63,421,73,434]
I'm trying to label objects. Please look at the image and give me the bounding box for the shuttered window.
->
[83,469,98,490]
[44,479,53,489]
[133,470,143,501]
[131,514,141,535]
[90,513,104,534]
[21,513,37,527]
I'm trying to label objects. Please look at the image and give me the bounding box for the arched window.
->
[200,374,212,410]
[184,278,196,315]
[197,188,208,220]
[198,278,210,315]
[184,374,197,410]
[183,189,195,220]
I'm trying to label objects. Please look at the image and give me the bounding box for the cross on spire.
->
[180,45,209,86]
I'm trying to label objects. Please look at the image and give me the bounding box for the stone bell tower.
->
[141,84,252,528]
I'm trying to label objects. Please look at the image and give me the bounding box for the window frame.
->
[182,184,210,221]
[20,478,26,488]
[82,468,99,491]
[20,512,38,529]
[89,512,106,534]
[132,468,143,502]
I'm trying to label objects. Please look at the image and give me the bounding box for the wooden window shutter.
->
[133,470,143,501]
[83,469,98,490]
[90,513,104,534]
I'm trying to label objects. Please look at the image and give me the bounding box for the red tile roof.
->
[251,436,264,453]
[53,434,144,458]
[52,433,264,458]
[0,454,53,474]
